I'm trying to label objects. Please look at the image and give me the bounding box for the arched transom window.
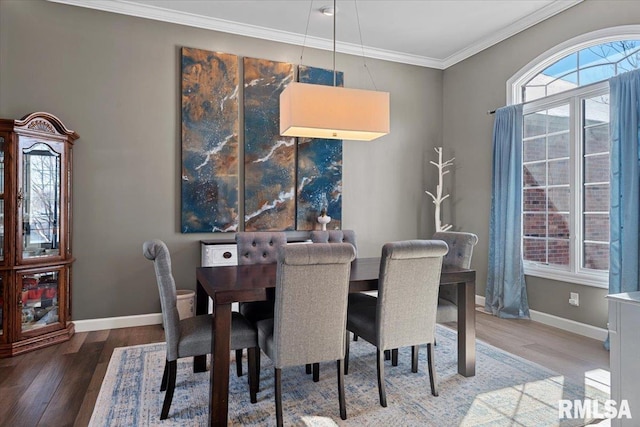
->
[522,40,640,102]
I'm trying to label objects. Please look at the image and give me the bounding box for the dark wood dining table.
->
[194,257,476,426]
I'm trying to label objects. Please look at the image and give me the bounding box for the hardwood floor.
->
[0,310,609,427]
[468,309,609,385]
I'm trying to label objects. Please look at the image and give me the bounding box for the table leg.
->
[457,278,476,377]
[194,281,208,372]
[210,302,232,426]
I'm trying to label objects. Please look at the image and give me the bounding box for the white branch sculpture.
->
[425,147,454,232]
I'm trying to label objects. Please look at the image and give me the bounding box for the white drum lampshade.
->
[280,82,390,141]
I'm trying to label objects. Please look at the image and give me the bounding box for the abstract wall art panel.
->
[243,57,296,231]
[181,47,239,233]
[296,65,344,230]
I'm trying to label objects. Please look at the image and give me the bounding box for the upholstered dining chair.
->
[143,239,258,420]
[255,243,356,426]
[234,232,287,377]
[349,231,478,359]
[433,231,478,323]
[345,240,448,407]
[309,229,364,371]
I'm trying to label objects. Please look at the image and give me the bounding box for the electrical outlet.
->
[569,292,579,306]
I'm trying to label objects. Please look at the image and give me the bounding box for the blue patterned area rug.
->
[89,325,607,426]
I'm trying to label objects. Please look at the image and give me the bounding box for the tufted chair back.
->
[433,231,478,322]
[236,232,287,265]
[433,231,478,269]
[310,230,357,254]
[235,232,288,327]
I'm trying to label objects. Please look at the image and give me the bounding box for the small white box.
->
[201,243,238,267]
[201,242,239,314]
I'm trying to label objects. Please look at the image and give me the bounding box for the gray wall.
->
[0,0,442,319]
[442,0,640,329]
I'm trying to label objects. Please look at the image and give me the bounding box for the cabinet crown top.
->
[14,112,79,141]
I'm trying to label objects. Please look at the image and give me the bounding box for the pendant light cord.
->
[299,0,314,63]
[333,0,337,87]
[354,0,378,90]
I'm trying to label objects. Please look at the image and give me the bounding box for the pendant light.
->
[279,0,390,141]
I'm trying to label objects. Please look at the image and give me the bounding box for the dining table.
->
[194,257,476,426]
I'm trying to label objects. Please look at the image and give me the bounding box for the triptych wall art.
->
[181,47,343,233]
[181,48,240,232]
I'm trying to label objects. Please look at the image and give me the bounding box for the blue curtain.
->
[609,69,640,297]
[486,105,530,319]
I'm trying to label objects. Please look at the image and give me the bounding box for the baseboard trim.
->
[475,295,607,341]
[74,298,608,342]
[73,313,162,333]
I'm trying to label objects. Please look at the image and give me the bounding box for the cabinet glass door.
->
[0,134,5,262]
[20,142,61,260]
[20,270,60,334]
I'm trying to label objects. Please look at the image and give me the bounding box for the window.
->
[522,91,609,287]
[510,30,640,287]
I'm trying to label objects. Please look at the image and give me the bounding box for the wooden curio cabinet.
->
[0,112,77,357]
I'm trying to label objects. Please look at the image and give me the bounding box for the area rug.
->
[89,325,608,426]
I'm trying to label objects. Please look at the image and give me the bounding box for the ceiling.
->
[49,0,582,69]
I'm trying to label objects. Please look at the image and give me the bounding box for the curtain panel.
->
[609,69,640,297]
[485,105,530,319]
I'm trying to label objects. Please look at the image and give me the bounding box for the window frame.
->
[522,82,609,288]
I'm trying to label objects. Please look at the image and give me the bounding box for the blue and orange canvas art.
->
[296,65,344,230]
[181,48,240,232]
[243,57,296,231]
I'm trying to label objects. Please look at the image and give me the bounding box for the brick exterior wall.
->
[522,111,609,271]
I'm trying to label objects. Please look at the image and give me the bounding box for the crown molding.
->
[441,0,583,68]
[47,0,582,70]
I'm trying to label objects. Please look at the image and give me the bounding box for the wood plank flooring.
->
[0,311,609,427]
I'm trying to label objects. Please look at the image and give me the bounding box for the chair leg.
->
[160,360,177,420]
[236,349,243,377]
[411,345,419,373]
[306,364,312,374]
[384,349,391,361]
[427,343,438,397]
[256,350,261,392]
[391,349,398,366]
[160,360,169,391]
[345,332,350,375]
[376,349,387,407]
[353,334,358,341]
[247,347,258,403]
[337,359,347,420]
[313,363,320,382]
[275,368,283,427]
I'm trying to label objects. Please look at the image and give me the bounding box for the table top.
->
[196,257,475,305]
